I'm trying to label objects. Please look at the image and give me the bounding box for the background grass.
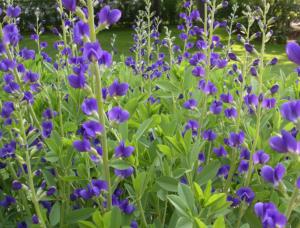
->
[20,27,295,75]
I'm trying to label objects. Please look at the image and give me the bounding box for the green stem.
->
[137,196,148,228]
[87,0,112,210]
[224,149,238,192]
[285,188,299,220]
[18,111,47,228]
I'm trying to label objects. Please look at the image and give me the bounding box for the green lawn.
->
[20,27,295,75]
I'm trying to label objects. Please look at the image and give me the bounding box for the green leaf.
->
[157,144,172,157]
[175,217,193,228]
[197,161,220,185]
[66,208,96,224]
[92,211,103,226]
[213,216,225,228]
[157,176,178,192]
[109,207,122,228]
[178,184,195,213]
[168,195,191,218]
[110,159,131,170]
[205,193,226,207]
[78,221,97,228]
[204,180,212,200]
[156,80,179,94]
[49,202,60,226]
[193,182,204,201]
[134,116,161,141]
[133,172,148,195]
[194,217,207,228]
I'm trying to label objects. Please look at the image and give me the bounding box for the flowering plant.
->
[0,0,300,227]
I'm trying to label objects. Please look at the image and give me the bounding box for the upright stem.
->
[224,148,238,192]
[244,3,267,187]
[87,0,112,210]
[58,0,68,45]
[137,196,148,228]
[17,111,47,228]
[285,188,299,220]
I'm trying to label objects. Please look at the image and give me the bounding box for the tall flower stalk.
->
[86,0,112,210]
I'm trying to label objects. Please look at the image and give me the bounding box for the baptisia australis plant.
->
[1,0,300,227]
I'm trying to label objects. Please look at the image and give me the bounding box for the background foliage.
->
[1,0,299,42]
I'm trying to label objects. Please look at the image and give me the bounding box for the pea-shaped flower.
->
[97,6,122,26]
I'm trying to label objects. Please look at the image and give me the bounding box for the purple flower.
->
[202,129,217,141]
[1,101,14,118]
[47,186,57,196]
[213,146,227,157]
[183,120,199,136]
[130,221,138,228]
[245,43,254,53]
[183,99,198,110]
[12,180,22,190]
[280,100,300,123]
[210,100,222,114]
[190,53,205,66]
[261,164,285,186]
[286,42,300,65]
[62,0,76,12]
[108,107,130,123]
[198,152,205,163]
[238,160,249,173]
[73,139,91,152]
[0,59,16,72]
[254,202,286,228]
[73,21,90,44]
[43,109,57,119]
[115,141,134,158]
[82,120,103,138]
[32,215,39,224]
[250,66,258,77]
[42,121,53,138]
[6,6,21,18]
[98,50,112,67]
[0,195,16,208]
[82,98,98,115]
[68,74,86,88]
[297,177,300,189]
[220,93,233,103]
[270,85,279,95]
[198,80,217,95]
[227,195,240,207]
[17,222,27,228]
[269,57,278,65]
[108,80,129,97]
[3,24,20,46]
[262,98,276,109]
[228,52,238,61]
[23,71,39,83]
[224,108,237,119]
[83,42,102,62]
[236,187,255,204]
[269,130,300,154]
[20,48,35,60]
[192,66,206,77]
[97,6,122,26]
[227,131,245,147]
[244,94,258,107]
[119,199,135,214]
[91,179,107,196]
[217,165,230,178]
[253,150,270,165]
[114,167,134,178]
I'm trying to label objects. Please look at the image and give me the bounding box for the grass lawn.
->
[20,27,295,75]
